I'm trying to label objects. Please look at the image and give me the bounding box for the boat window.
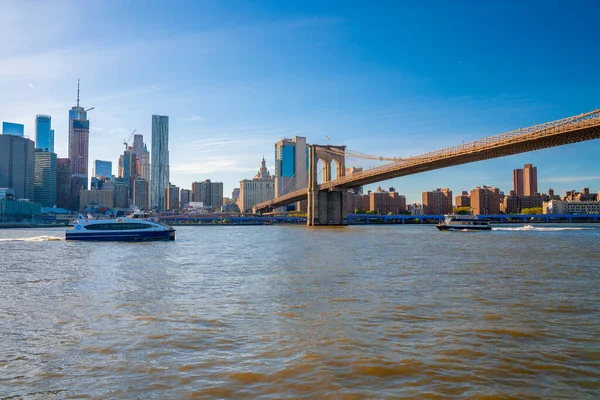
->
[84,223,154,230]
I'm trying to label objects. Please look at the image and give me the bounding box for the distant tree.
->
[454,207,472,215]
[387,211,394,215]
[365,210,377,215]
[521,207,543,215]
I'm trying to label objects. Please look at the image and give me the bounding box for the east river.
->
[1,224,599,399]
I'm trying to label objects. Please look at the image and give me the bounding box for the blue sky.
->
[1,0,599,203]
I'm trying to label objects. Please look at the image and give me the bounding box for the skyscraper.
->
[0,134,35,200]
[133,134,144,158]
[56,158,72,209]
[94,160,112,178]
[513,163,538,196]
[35,114,54,152]
[274,136,307,198]
[133,177,150,209]
[151,115,169,210]
[68,80,90,207]
[34,149,57,207]
[69,81,89,175]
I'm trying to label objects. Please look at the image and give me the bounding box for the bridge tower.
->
[307,144,349,226]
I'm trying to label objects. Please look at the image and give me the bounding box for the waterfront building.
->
[56,158,72,210]
[133,178,150,209]
[470,186,502,215]
[543,199,600,214]
[455,191,470,208]
[369,187,407,215]
[348,193,370,213]
[274,136,307,198]
[0,134,35,200]
[35,115,54,152]
[113,179,130,209]
[94,160,112,178]
[0,196,42,222]
[70,175,87,211]
[192,179,223,210]
[34,149,57,207]
[79,189,114,210]
[165,183,180,211]
[422,188,452,215]
[408,203,424,215]
[513,163,538,196]
[238,157,275,212]
[180,188,191,208]
[2,122,24,137]
[151,115,170,210]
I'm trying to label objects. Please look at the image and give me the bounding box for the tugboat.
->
[66,212,175,241]
[436,215,491,231]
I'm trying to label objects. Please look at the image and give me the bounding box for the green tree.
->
[521,207,543,215]
[454,207,472,215]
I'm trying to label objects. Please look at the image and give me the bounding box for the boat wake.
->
[0,236,63,242]
[492,225,593,232]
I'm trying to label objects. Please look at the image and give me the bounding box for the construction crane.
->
[123,129,136,150]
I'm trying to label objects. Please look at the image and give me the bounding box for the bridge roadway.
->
[255,109,600,212]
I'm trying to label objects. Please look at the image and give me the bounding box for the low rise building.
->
[543,200,600,214]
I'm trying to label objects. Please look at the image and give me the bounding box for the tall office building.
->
[180,189,191,208]
[133,134,144,158]
[191,179,223,210]
[113,179,130,209]
[133,177,150,209]
[139,144,151,182]
[2,122,24,137]
[151,115,169,210]
[0,134,35,199]
[94,160,112,178]
[274,136,308,198]
[35,114,54,152]
[56,158,72,209]
[69,81,90,178]
[34,149,57,207]
[165,183,180,210]
[422,188,453,215]
[513,163,538,196]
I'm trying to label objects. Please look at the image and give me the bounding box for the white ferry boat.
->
[66,212,175,241]
[436,215,491,231]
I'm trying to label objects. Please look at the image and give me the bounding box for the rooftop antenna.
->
[77,79,80,108]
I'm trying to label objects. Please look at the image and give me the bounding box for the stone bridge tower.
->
[307,144,349,226]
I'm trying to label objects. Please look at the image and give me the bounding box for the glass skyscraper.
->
[34,149,57,207]
[35,114,54,152]
[94,160,112,178]
[151,115,170,210]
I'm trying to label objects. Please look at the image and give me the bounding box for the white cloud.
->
[28,83,34,88]
[541,176,600,183]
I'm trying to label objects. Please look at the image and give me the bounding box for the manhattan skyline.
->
[1,1,600,203]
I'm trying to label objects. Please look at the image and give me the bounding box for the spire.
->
[77,79,80,108]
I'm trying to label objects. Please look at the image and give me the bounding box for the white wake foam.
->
[492,225,593,231]
[0,236,63,242]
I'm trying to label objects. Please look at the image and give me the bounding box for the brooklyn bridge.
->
[254,109,600,226]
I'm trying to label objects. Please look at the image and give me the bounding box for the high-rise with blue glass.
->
[151,115,170,210]
[94,160,112,178]
[35,114,54,152]
[274,136,307,198]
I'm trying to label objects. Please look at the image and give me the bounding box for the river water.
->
[1,224,599,399]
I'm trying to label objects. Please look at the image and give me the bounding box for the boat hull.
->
[436,224,491,231]
[66,229,175,241]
